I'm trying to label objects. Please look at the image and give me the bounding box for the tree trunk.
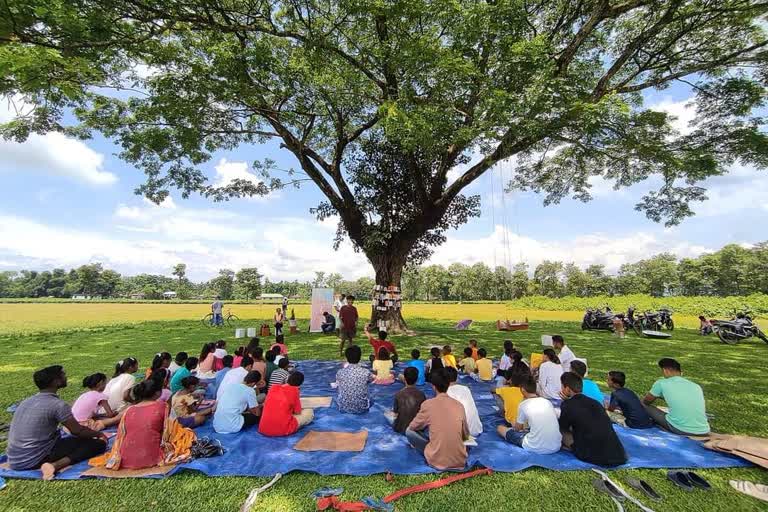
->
[369,255,409,334]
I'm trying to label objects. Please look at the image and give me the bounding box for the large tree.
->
[1,0,767,330]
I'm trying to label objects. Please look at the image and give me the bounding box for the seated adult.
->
[366,324,398,362]
[7,366,107,480]
[321,312,336,334]
[497,377,561,454]
[386,367,426,434]
[258,372,314,436]
[213,370,263,433]
[642,358,710,436]
[107,378,169,470]
[569,360,605,405]
[552,336,575,372]
[336,345,373,414]
[170,356,198,394]
[699,316,713,335]
[406,369,469,470]
[559,372,627,467]
[216,356,253,400]
[211,355,234,397]
[445,367,483,437]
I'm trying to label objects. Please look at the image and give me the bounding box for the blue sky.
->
[1,81,766,282]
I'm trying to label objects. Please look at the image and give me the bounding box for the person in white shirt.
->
[211,296,224,326]
[216,356,252,400]
[552,335,575,372]
[497,377,562,454]
[536,349,564,403]
[444,367,483,437]
[213,340,227,359]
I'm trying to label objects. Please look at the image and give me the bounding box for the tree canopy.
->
[1,0,767,306]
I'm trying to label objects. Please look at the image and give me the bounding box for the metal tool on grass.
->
[592,469,655,512]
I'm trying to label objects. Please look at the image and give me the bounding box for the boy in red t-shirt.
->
[258,372,314,437]
[365,324,398,363]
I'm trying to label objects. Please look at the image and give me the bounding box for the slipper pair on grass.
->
[667,470,712,491]
[593,477,662,503]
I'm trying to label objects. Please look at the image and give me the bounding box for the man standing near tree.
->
[339,296,358,357]
[211,296,224,326]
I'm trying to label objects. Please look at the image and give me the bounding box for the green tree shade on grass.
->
[1,0,766,332]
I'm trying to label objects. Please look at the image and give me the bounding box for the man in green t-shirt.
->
[642,358,710,435]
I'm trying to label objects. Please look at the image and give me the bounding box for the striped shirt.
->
[268,368,289,389]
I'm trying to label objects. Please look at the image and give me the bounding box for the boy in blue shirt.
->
[605,371,653,429]
[402,349,426,385]
[569,360,605,405]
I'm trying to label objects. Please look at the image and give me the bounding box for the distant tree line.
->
[1,242,766,300]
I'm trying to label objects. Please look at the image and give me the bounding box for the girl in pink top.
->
[198,342,217,374]
[72,373,122,430]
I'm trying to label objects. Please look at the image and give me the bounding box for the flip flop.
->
[667,470,694,491]
[685,471,712,490]
[729,480,768,503]
[593,478,625,501]
[626,478,663,501]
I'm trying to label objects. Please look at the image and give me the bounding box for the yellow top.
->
[372,359,393,376]
[476,358,493,381]
[495,386,525,424]
[442,354,457,368]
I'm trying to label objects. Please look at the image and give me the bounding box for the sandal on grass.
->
[626,478,662,501]
[729,480,768,503]
[685,471,712,490]
[667,470,694,491]
[593,478,625,501]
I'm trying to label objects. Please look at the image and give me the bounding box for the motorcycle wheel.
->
[756,328,768,344]
[633,322,643,336]
[666,318,674,331]
[717,329,740,345]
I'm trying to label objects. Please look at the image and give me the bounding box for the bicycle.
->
[202,308,240,327]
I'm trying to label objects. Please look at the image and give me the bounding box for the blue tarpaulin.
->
[0,360,750,480]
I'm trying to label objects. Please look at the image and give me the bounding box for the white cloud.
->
[211,158,280,201]
[694,165,768,216]
[0,97,117,186]
[429,225,711,273]
[0,208,372,281]
[648,97,697,135]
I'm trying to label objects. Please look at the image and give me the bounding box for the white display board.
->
[309,288,335,333]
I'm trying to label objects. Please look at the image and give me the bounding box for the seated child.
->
[372,347,395,384]
[213,340,227,371]
[387,367,426,434]
[268,357,291,389]
[171,376,215,428]
[72,373,122,431]
[270,335,288,357]
[259,371,314,437]
[445,367,482,437]
[458,347,476,374]
[606,371,653,429]
[211,355,234,397]
[336,345,373,414]
[168,351,187,377]
[402,349,426,385]
[496,377,561,454]
[475,348,494,381]
[468,339,479,360]
[442,345,457,369]
[232,347,245,369]
[213,370,263,433]
[425,347,445,383]
[569,360,605,405]
[699,316,713,335]
[494,370,527,425]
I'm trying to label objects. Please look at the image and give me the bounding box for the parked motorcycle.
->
[632,310,662,335]
[582,306,617,331]
[657,307,675,330]
[712,310,768,345]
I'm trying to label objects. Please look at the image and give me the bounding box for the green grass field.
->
[0,307,766,511]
